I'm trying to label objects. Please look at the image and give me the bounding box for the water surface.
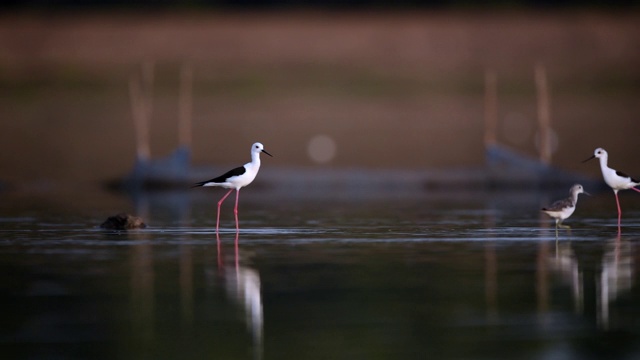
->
[2,187,640,359]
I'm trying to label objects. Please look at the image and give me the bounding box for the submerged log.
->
[100,213,146,230]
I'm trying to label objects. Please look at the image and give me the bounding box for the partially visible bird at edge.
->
[583,147,640,230]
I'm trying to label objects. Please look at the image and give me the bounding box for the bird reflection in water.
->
[597,236,634,329]
[548,236,634,329]
[549,240,584,314]
[217,232,264,360]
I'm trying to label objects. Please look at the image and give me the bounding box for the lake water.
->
[2,186,640,359]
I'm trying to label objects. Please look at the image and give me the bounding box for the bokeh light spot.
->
[307,135,337,164]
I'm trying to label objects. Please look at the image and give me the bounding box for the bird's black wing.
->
[192,166,246,187]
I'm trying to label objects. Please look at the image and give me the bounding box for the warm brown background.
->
[1,11,639,186]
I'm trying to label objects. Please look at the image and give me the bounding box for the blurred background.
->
[2,5,640,359]
[0,1,639,188]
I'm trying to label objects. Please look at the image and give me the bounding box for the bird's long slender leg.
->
[631,187,640,194]
[555,219,559,238]
[614,190,622,228]
[216,189,234,233]
[234,189,241,232]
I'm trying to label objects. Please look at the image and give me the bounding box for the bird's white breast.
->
[544,205,575,220]
[234,163,259,188]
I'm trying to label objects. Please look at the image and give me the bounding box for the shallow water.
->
[2,187,640,360]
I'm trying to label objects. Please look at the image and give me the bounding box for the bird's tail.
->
[191,181,207,188]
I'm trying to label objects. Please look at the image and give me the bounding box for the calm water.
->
[2,186,640,360]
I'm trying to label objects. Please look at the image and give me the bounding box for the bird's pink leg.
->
[631,187,640,193]
[216,189,234,233]
[614,190,622,228]
[234,189,240,232]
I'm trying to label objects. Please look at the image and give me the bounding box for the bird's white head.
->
[593,147,607,159]
[252,142,273,157]
[582,147,607,163]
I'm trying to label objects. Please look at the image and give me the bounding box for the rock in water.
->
[100,213,146,230]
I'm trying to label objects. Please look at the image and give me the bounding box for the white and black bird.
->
[583,147,640,228]
[541,184,589,233]
[193,142,272,232]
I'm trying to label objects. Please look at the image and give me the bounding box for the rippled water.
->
[2,187,640,359]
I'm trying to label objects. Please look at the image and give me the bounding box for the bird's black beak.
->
[582,155,595,163]
[584,191,591,196]
[262,149,273,157]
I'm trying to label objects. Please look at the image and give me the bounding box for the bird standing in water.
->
[193,142,272,233]
[541,184,589,235]
[583,147,640,229]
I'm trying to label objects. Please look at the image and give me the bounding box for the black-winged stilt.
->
[583,147,640,228]
[541,184,589,234]
[193,142,272,232]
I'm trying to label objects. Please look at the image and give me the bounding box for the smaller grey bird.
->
[541,184,589,233]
